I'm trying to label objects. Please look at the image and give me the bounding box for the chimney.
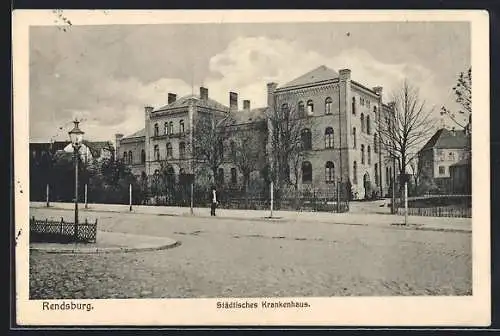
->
[168,93,177,104]
[243,100,251,111]
[267,82,278,107]
[372,86,383,96]
[200,87,208,100]
[339,69,351,81]
[229,92,238,111]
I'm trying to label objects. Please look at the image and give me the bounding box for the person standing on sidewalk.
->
[210,186,218,216]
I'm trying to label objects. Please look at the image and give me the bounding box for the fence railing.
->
[30,217,98,243]
[397,207,471,218]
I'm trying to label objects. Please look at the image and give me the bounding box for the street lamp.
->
[68,119,84,240]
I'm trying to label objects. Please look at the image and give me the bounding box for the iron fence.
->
[30,217,98,243]
[396,207,471,218]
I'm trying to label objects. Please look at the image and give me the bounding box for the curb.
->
[30,240,181,254]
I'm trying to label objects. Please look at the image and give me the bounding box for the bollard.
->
[46,184,50,207]
[270,181,274,218]
[85,184,88,209]
[129,184,132,211]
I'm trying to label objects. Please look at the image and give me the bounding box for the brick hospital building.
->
[117,65,395,199]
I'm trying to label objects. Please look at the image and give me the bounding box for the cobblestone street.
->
[29,208,472,299]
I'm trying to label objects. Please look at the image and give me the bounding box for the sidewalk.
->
[30,202,472,233]
[30,230,179,254]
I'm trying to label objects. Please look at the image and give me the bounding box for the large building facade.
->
[118,65,394,199]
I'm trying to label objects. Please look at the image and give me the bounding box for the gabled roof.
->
[419,128,470,152]
[279,65,339,89]
[123,128,145,139]
[232,107,268,124]
[154,94,230,113]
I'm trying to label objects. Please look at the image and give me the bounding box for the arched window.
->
[361,144,365,164]
[298,101,305,117]
[325,127,334,148]
[366,115,371,134]
[325,97,333,115]
[353,161,358,184]
[169,121,174,135]
[307,100,314,115]
[218,140,224,159]
[154,145,160,161]
[123,151,127,162]
[179,120,185,134]
[374,133,378,153]
[231,167,237,184]
[128,151,133,164]
[154,123,159,137]
[164,122,168,135]
[352,97,356,115]
[301,128,312,150]
[367,145,371,165]
[360,114,365,133]
[141,149,146,164]
[302,161,312,183]
[325,161,335,183]
[352,127,357,149]
[375,163,379,186]
[179,142,186,159]
[373,106,378,120]
[166,143,173,158]
[281,103,289,117]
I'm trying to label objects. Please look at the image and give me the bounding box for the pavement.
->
[30,201,472,233]
[30,230,179,254]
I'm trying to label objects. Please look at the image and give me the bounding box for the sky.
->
[29,20,470,142]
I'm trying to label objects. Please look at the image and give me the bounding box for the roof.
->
[30,141,70,153]
[154,94,230,113]
[232,107,268,124]
[279,65,339,90]
[419,128,471,152]
[82,140,114,158]
[123,128,145,139]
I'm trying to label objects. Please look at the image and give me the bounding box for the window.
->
[361,98,365,106]
[352,97,356,115]
[169,121,174,135]
[448,152,455,161]
[154,123,159,137]
[281,103,289,117]
[325,97,333,115]
[352,127,357,148]
[179,120,185,134]
[230,141,236,158]
[325,161,335,183]
[154,145,160,161]
[217,168,224,184]
[361,145,365,164]
[141,149,146,164]
[374,133,378,153]
[298,101,305,116]
[366,115,371,134]
[324,127,334,148]
[386,166,390,186]
[367,100,370,108]
[367,145,371,165]
[302,161,312,183]
[179,142,186,159]
[353,161,358,184]
[307,100,314,115]
[128,151,133,164]
[231,168,237,184]
[166,143,173,158]
[439,166,446,175]
[301,128,312,150]
[373,106,377,119]
[360,114,365,133]
[218,140,224,159]
[375,163,379,186]
[164,122,168,135]
[123,151,127,162]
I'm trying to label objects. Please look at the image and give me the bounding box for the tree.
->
[266,93,316,201]
[440,67,472,130]
[230,122,267,206]
[192,111,234,186]
[377,80,435,191]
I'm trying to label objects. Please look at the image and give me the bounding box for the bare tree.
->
[192,111,234,185]
[229,122,267,205]
[440,67,472,130]
[266,93,317,200]
[378,80,435,188]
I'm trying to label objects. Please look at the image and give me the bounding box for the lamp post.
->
[68,120,84,240]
